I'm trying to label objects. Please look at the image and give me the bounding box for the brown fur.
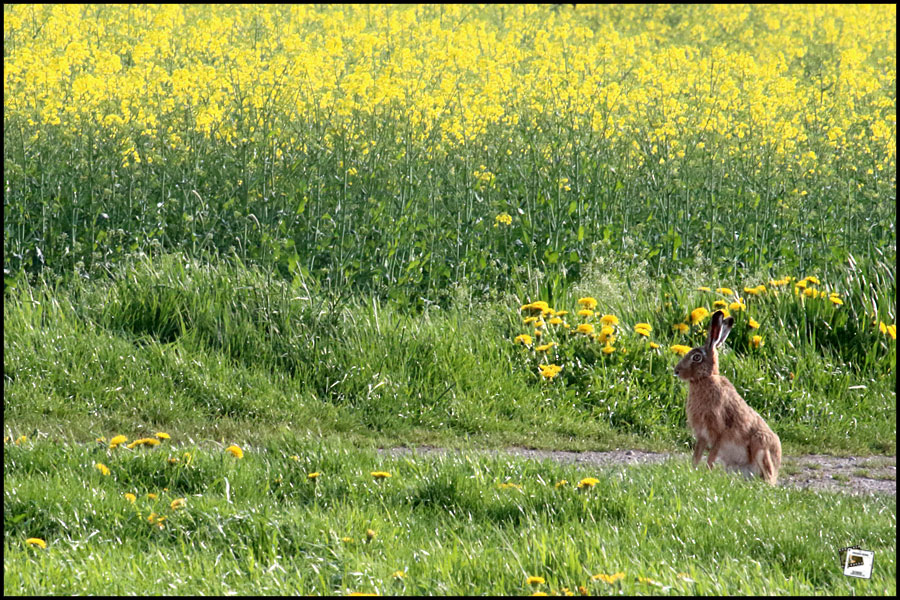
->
[674,311,781,485]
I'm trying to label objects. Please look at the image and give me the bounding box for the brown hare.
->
[674,310,781,484]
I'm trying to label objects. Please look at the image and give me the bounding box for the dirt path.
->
[381,446,896,495]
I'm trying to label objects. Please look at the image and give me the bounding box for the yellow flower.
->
[96,437,106,444]
[514,334,533,346]
[524,316,538,325]
[638,576,660,586]
[144,438,161,446]
[803,287,818,298]
[168,457,180,465]
[748,318,760,329]
[634,324,651,337]
[577,477,599,488]
[634,323,652,332]
[521,301,550,315]
[803,276,820,285]
[25,538,47,549]
[689,307,709,325]
[95,462,110,476]
[538,364,563,380]
[124,493,137,503]
[592,572,625,584]
[888,325,897,340]
[155,432,170,440]
[341,537,354,543]
[532,593,548,597]
[527,576,546,585]
[549,317,564,325]
[366,528,377,541]
[494,212,512,226]
[498,482,522,489]
[599,314,619,326]
[602,344,616,354]
[713,299,728,309]
[649,342,660,349]
[308,472,321,480]
[696,286,711,292]
[672,323,689,334]
[554,480,568,488]
[577,297,598,310]
[716,287,733,295]
[743,286,760,295]
[147,493,158,499]
[751,335,763,348]
[392,570,406,579]
[577,309,594,318]
[671,344,692,356]
[576,323,594,335]
[535,342,557,352]
[291,455,300,461]
[371,471,392,479]
[14,435,27,445]
[829,295,843,306]
[225,444,244,459]
[170,498,186,510]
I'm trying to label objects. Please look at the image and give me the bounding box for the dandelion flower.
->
[577,309,594,318]
[532,593,548,597]
[577,297,598,310]
[371,471,392,479]
[527,576,545,585]
[577,477,599,488]
[638,576,661,586]
[291,455,300,461]
[96,437,106,444]
[308,472,320,481]
[671,344,692,356]
[592,572,625,584]
[803,276,820,285]
[95,462,110,476]
[576,323,594,335]
[25,538,47,549]
[649,342,660,349]
[750,335,763,348]
[14,435,27,445]
[713,299,728,309]
[535,342,557,352]
[168,457,180,465]
[697,286,711,292]
[689,307,709,325]
[366,528,377,541]
[602,344,616,354]
[635,323,652,332]
[225,444,243,458]
[599,314,619,326]
[748,318,760,329]
[829,296,843,306]
[498,482,522,489]
[514,334,533,346]
[672,323,689,334]
[716,287,733,296]
[554,480,568,488]
[147,493,158,499]
[634,325,651,337]
[155,432,170,440]
[392,570,406,579]
[495,212,512,227]
[539,364,562,380]
[170,498,186,510]
[341,537,353,543]
[549,317,564,325]
[124,493,136,503]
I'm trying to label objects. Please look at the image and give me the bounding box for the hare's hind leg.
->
[751,441,777,485]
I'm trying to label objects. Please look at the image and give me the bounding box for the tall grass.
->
[4,254,895,455]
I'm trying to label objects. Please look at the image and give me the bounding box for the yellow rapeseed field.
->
[4,5,895,168]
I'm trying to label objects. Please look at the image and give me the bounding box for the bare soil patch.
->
[381,446,896,495]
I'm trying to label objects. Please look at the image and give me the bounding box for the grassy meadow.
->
[3,4,896,595]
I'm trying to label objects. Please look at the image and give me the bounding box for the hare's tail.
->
[756,448,777,485]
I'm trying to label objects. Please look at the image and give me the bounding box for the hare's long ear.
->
[706,310,724,351]
[715,316,735,348]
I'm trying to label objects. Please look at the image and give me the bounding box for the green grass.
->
[4,254,895,456]
[4,436,895,595]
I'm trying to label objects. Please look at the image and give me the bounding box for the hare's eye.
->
[691,353,703,362]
